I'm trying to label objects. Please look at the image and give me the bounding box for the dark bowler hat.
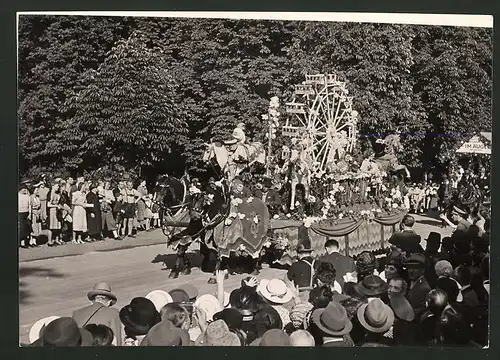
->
[119,297,161,336]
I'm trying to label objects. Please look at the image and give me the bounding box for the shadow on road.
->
[152,251,204,270]
[19,266,66,305]
[418,219,445,227]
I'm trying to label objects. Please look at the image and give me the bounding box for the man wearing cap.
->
[72,282,123,346]
[440,205,471,231]
[405,253,431,321]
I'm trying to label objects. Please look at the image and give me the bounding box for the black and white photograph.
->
[18,12,492,347]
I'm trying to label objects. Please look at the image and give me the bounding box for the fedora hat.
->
[357,275,389,297]
[30,317,93,347]
[178,284,199,301]
[119,297,161,336]
[312,301,353,336]
[404,253,426,268]
[145,290,174,312]
[425,232,441,244]
[194,294,224,321]
[29,316,60,344]
[257,279,293,304]
[168,288,190,303]
[204,319,241,346]
[389,294,415,322]
[140,320,190,346]
[87,282,117,306]
[357,298,395,333]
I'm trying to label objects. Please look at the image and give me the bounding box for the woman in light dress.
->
[136,179,148,231]
[71,182,93,244]
[29,183,43,247]
[47,182,62,246]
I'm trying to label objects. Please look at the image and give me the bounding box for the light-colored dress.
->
[48,192,61,230]
[30,194,42,236]
[72,191,88,232]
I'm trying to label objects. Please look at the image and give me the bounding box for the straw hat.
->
[357,298,395,333]
[257,279,293,304]
[145,290,174,312]
[29,316,60,344]
[194,294,224,321]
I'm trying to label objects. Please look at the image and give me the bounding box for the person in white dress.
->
[71,182,93,244]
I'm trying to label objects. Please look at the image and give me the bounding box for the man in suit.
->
[319,239,355,288]
[72,282,123,346]
[404,253,431,322]
[388,215,424,256]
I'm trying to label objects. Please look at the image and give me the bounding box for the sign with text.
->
[456,135,491,154]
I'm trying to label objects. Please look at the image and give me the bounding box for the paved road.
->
[19,213,451,344]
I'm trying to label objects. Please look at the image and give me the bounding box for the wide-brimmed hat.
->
[194,294,224,321]
[145,290,174,312]
[452,206,467,216]
[404,253,426,268]
[259,329,290,346]
[30,317,93,347]
[140,320,190,346]
[87,282,117,306]
[425,232,441,244]
[357,275,389,297]
[177,284,199,301]
[257,279,293,304]
[203,320,241,346]
[311,302,353,336]
[389,294,415,322]
[357,298,395,333]
[224,128,245,145]
[119,297,161,336]
[168,288,190,303]
[29,316,60,344]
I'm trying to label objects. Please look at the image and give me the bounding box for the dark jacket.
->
[407,276,432,321]
[318,252,355,287]
[287,256,318,290]
[388,230,423,255]
[86,191,102,237]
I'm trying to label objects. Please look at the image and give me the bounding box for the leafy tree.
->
[65,30,189,174]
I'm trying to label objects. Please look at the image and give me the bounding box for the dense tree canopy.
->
[18,15,492,180]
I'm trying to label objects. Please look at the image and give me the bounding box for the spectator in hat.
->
[119,297,161,346]
[441,205,471,231]
[71,182,92,244]
[247,305,283,345]
[378,248,407,284]
[319,239,355,287]
[258,329,291,346]
[309,301,354,347]
[30,317,93,347]
[357,275,389,303]
[257,278,292,327]
[140,319,191,346]
[84,324,114,346]
[38,177,50,225]
[355,251,377,282]
[357,298,395,346]
[424,232,442,288]
[388,215,423,256]
[405,253,431,321]
[289,329,315,346]
[72,282,123,346]
[287,226,318,293]
[196,319,241,346]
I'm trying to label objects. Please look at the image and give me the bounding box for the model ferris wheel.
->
[283,74,359,175]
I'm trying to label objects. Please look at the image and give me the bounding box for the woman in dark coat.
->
[86,182,102,241]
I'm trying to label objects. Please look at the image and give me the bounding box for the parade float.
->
[261,74,408,265]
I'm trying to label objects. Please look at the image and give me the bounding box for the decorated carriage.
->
[157,73,409,274]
